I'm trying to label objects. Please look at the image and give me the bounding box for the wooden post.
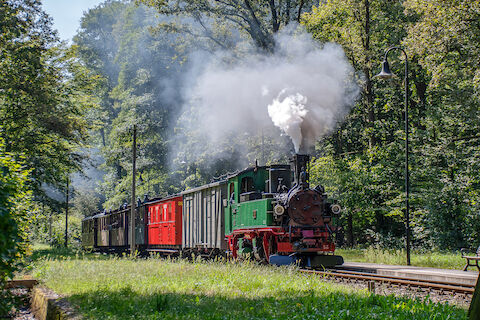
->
[469,274,480,319]
[130,125,137,254]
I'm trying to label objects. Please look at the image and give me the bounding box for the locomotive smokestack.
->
[291,154,310,189]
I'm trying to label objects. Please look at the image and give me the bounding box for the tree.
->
[302,0,413,246]
[303,0,480,250]
[139,0,316,51]
[0,0,97,285]
[0,141,31,314]
[403,0,480,249]
[75,2,187,208]
[0,0,94,201]
[303,0,410,149]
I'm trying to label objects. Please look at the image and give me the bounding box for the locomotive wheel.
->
[253,235,275,264]
[253,237,266,262]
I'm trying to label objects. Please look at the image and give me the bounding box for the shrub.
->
[0,145,31,315]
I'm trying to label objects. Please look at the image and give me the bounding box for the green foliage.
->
[0,2,96,312]
[403,0,480,250]
[32,257,466,319]
[0,0,95,204]
[140,0,317,51]
[304,0,480,250]
[75,2,186,209]
[0,141,31,315]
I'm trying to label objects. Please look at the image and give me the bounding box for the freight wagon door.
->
[161,203,168,244]
[167,203,173,245]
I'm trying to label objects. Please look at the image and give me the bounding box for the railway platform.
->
[337,262,479,286]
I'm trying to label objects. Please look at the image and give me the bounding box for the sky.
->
[41,0,106,41]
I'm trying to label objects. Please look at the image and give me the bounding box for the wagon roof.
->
[144,194,182,205]
[225,164,291,179]
[81,215,96,222]
[180,180,227,195]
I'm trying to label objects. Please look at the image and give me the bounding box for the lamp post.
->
[376,46,411,266]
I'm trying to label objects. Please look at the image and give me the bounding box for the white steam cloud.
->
[183,25,358,158]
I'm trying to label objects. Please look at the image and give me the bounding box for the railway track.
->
[300,268,475,297]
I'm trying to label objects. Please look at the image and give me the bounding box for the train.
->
[81,154,344,267]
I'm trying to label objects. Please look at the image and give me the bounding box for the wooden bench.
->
[461,246,480,271]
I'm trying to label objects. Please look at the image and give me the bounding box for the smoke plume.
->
[184,25,359,156]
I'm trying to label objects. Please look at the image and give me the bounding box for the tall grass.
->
[337,248,467,270]
[31,256,467,319]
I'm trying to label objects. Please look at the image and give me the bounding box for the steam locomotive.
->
[81,154,344,267]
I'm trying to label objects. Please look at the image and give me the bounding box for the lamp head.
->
[375,60,395,79]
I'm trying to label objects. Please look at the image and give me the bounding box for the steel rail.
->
[300,269,475,294]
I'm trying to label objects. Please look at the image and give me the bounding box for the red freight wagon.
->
[146,196,182,251]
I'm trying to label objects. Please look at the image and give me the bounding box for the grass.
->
[30,254,467,320]
[337,248,467,270]
[18,243,107,277]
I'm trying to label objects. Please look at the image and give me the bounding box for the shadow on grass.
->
[66,286,466,320]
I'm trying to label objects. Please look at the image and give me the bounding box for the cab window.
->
[229,183,235,203]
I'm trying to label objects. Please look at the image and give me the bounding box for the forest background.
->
[1,0,480,294]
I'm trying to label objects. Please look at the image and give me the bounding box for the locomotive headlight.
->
[274,204,285,216]
[331,204,342,215]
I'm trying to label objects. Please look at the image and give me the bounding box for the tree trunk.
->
[347,212,354,247]
[100,128,106,147]
[412,62,427,131]
[243,0,274,50]
[297,0,304,22]
[268,0,280,32]
[363,0,375,148]
[285,0,291,25]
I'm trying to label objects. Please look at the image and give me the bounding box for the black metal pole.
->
[383,47,410,266]
[404,53,410,266]
[130,125,137,254]
[65,177,69,247]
